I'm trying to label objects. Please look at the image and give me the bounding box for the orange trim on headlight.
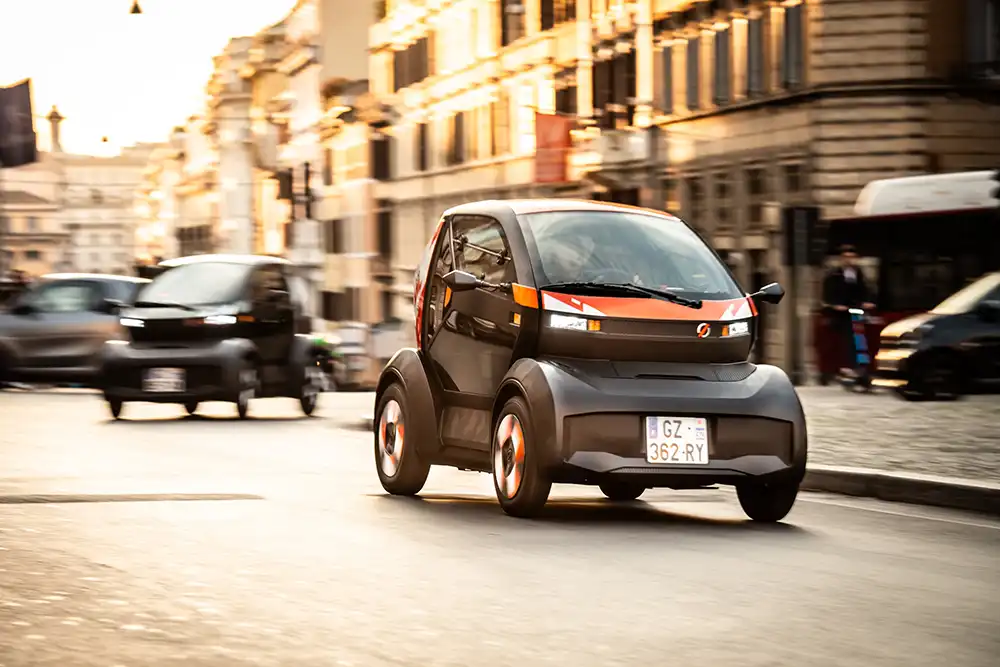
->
[512,283,538,309]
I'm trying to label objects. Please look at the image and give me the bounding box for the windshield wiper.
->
[543,281,703,309]
[133,299,197,311]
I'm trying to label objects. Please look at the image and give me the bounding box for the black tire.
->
[299,357,323,416]
[373,383,430,496]
[184,401,198,415]
[736,480,800,522]
[107,398,124,420]
[492,396,551,518]
[906,356,964,401]
[235,358,258,420]
[598,480,646,502]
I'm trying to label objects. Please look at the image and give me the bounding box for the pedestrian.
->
[821,245,875,375]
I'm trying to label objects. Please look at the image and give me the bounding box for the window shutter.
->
[652,45,665,112]
[686,37,700,110]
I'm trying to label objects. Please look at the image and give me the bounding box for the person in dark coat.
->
[822,245,875,373]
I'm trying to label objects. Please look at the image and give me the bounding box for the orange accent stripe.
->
[512,283,539,309]
[444,287,452,307]
[748,297,758,316]
[540,292,753,322]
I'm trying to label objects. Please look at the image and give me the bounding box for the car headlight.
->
[548,313,601,331]
[120,317,144,328]
[203,314,237,325]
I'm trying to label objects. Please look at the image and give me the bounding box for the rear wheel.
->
[184,401,198,415]
[374,383,430,496]
[107,398,124,420]
[736,480,799,523]
[492,397,551,518]
[598,481,646,502]
[235,360,258,420]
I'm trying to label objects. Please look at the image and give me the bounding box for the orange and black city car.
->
[373,200,807,522]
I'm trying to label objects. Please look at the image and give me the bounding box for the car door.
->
[248,264,295,380]
[424,215,520,451]
[11,280,107,373]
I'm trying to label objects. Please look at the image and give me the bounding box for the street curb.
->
[802,465,1000,517]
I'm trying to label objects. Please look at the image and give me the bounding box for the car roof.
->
[444,198,682,220]
[158,254,291,268]
[41,272,150,283]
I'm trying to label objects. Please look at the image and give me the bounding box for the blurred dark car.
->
[873,271,1000,400]
[99,254,332,420]
[0,273,148,387]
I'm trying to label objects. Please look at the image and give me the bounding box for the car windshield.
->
[522,210,743,300]
[931,273,1000,315]
[136,262,251,306]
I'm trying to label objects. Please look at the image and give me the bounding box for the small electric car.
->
[100,254,330,420]
[373,200,806,522]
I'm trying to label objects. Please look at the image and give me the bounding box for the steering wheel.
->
[584,267,634,284]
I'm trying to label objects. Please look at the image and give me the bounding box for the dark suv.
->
[100,254,330,419]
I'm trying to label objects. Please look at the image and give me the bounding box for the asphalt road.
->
[1,393,998,667]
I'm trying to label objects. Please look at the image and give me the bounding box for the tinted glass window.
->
[137,262,251,306]
[426,223,455,338]
[27,281,100,313]
[452,216,514,284]
[523,210,742,299]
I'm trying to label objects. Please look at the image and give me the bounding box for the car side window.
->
[426,220,455,339]
[452,216,515,284]
[27,281,101,313]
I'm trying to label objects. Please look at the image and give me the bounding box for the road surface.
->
[0,393,998,667]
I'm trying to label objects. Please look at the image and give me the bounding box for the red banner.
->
[534,112,572,184]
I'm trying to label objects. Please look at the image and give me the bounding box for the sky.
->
[0,0,298,156]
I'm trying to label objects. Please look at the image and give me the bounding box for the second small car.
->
[100,254,330,419]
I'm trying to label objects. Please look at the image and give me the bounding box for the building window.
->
[663,177,680,213]
[714,173,731,227]
[745,166,767,225]
[500,0,526,47]
[322,147,334,186]
[25,216,38,232]
[380,287,394,323]
[321,290,346,321]
[374,0,387,21]
[555,72,577,116]
[654,42,674,114]
[714,26,731,106]
[370,131,392,181]
[783,163,803,193]
[325,219,344,254]
[446,112,466,166]
[25,249,41,260]
[592,56,612,127]
[540,0,577,31]
[491,91,510,156]
[391,35,431,92]
[967,0,1000,72]
[686,177,703,225]
[746,16,765,97]
[415,122,429,171]
[376,201,393,260]
[782,3,805,89]
[686,37,700,110]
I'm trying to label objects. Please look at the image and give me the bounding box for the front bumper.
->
[871,346,918,388]
[532,361,807,488]
[100,340,245,403]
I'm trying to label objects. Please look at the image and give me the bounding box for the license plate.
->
[143,367,185,393]
[645,416,709,464]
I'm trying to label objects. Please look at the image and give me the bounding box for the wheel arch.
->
[493,358,560,466]
[375,347,442,458]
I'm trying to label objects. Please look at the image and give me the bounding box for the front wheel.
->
[598,481,646,502]
[736,480,800,522]
[235,360,258,420]
[492,397,551,518]
[299,359,324,416]
[374,383,430,496]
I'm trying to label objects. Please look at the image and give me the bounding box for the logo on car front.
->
[696,323,711,338]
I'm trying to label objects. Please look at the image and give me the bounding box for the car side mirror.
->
[976,299,1000,322]
[750,282,785,305]
[99,298,125,314]
[11,302,35,316]
[442,270,481,292]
